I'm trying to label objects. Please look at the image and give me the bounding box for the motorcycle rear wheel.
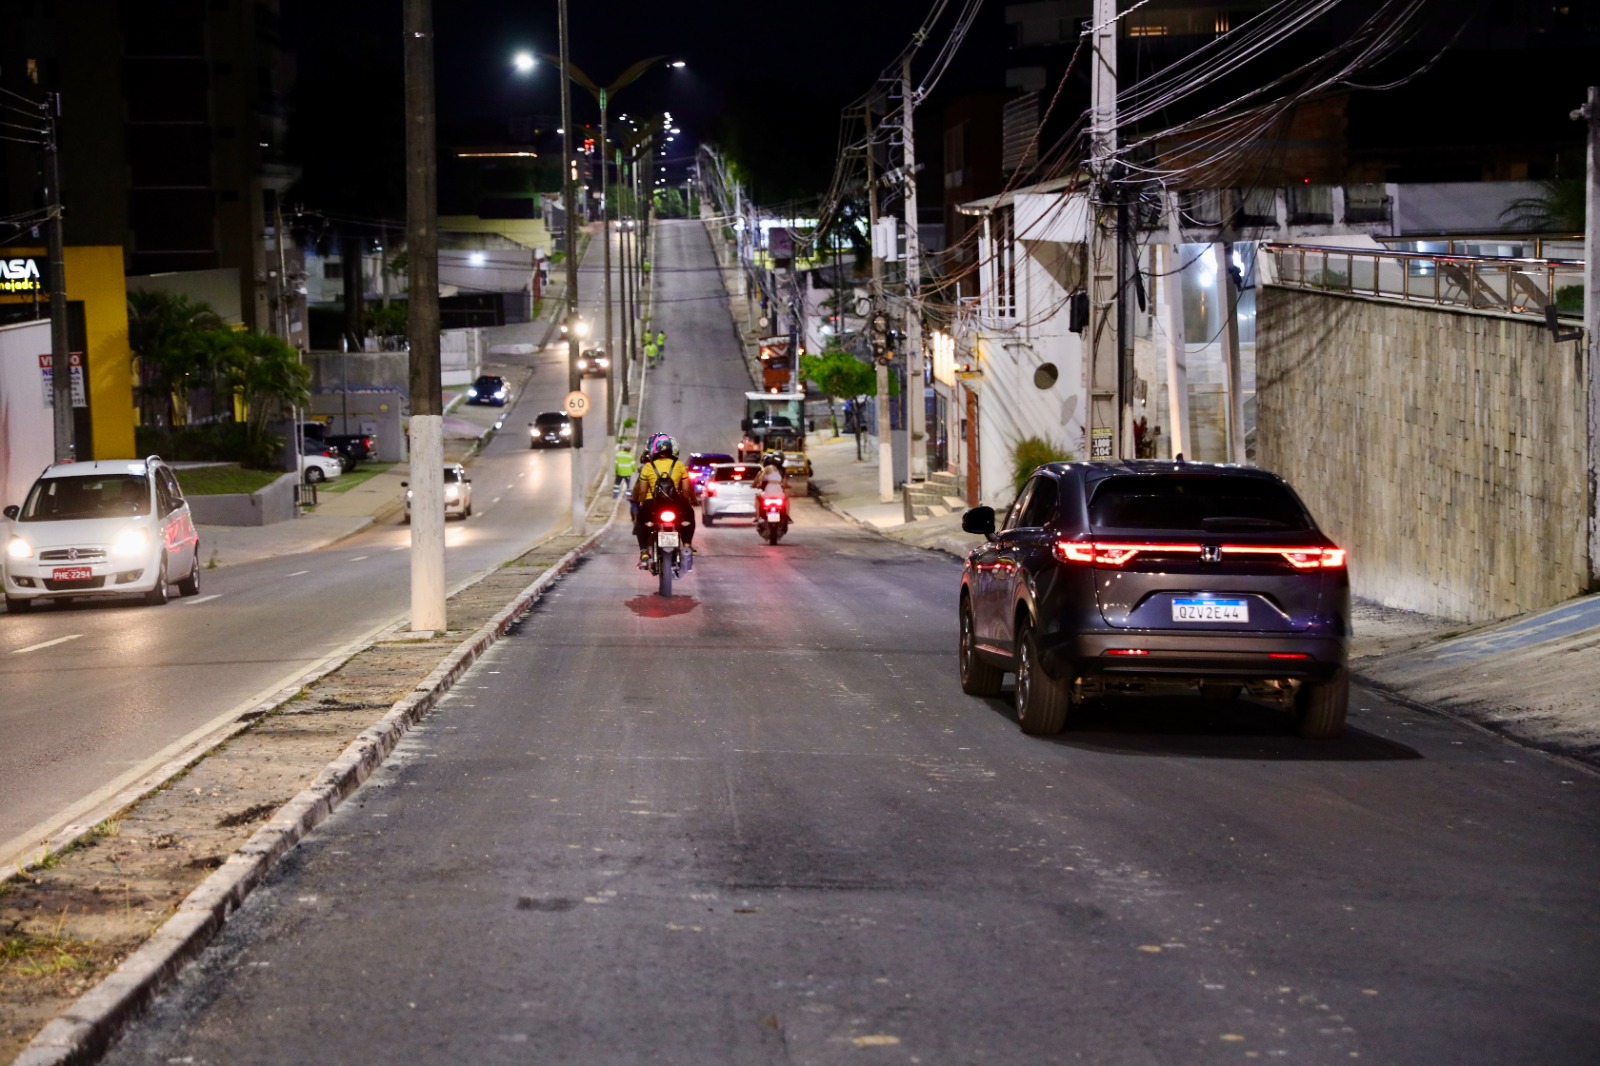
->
[657,550,674,597]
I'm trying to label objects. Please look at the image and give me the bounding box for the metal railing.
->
[1265,243,1584,322]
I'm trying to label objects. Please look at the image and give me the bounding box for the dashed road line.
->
[287,570,310,576]
[175,595,222,606]
[12,634,82,655]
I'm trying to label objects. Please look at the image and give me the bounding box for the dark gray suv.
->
[958,461,1350,738]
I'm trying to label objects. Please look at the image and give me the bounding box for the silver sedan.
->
[700,463,760,525]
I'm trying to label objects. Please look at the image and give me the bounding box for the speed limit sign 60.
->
[563,390,590,418]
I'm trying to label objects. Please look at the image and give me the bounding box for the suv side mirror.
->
[740,418,752,432]
[961,506,996,538]
[2,505,17,520]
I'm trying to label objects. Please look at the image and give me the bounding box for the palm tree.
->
[218,332,311,466]
[127,290,225,427]
[1500,176,1585,233]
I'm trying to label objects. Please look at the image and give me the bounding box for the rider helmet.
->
[763,451,784,468]
[645,432,678,460]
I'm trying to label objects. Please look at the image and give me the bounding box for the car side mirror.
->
[740,418,751,432]
[961,506,996,538]
[2,505,17,520]
[464,478,472,484]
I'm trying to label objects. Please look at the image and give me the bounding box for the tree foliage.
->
[128,290,309,466]
[801,347,877,436]
[1500,176,1585,233]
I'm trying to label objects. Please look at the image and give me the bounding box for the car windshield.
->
[1088,475,1311,533]
[474,377,503,389]
[444,468,464,483]
[535,414,567,426]
[21,474,150,520]
[712,465,756,483]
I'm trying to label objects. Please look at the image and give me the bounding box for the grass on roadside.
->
[174,465,284,496]
[318,462,396,494]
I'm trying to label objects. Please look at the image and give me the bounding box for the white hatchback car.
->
[700,462,760,525]
[3,457,202,612]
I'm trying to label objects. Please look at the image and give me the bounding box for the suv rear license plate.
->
[1173,597,1248,623]
[658,532,680,549]
[52,567,93,581]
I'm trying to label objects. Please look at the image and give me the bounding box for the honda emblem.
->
[1200,545,1221,564]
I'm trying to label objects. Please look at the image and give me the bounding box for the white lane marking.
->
[13,634,82,655]
[176,594,222,606]
[351,555,369,561]
[493,496,503,504]
[288,570,310,577]
[391,545,407,552]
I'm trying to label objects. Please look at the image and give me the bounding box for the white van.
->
[3,456,201,612]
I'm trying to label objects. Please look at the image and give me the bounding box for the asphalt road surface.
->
[0,237,624,864]
[101,222,1600,1065]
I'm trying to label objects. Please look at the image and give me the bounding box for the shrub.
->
[1011,435,1074,499]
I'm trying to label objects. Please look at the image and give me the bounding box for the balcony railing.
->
[1264,243,1584,323]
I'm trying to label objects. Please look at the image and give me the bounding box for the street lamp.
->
[545,54,673,435]
[512,51,536,74]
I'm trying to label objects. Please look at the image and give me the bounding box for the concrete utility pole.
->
[866,100,895,503]
[1159,240,1190,459]
[901,56,927,482]
[1579,85,1599,588]
[43,93,73,463]
[1086,0,1123,461]
[403,0,446,632]
[1219,240,1246,463]
[602,106,615,436]
[557,0,584,535]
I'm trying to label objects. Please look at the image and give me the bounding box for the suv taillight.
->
[1053,541,1346,569]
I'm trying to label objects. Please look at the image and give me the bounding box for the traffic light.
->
[870,310,889,365]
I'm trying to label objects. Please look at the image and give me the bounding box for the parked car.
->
[403,464,473,523]
[299,422,375,470]
[529,412,573,448]
[466,374,510,407]
[299,441,344,484]
[700,463,760,525]
[685,451,735,495]
[957,460,1351,739]
[2,456,202,611]
[577,349,610,378]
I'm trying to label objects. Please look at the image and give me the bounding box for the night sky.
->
[283,0,1007,205]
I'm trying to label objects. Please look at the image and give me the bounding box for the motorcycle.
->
[643,504,694,597]
[754,492,790,544]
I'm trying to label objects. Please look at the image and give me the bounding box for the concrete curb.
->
[12,520,615,1066]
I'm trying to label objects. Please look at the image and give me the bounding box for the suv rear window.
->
[23,474,151,520]
[1089,475,1311,533]
[712,465,755,483]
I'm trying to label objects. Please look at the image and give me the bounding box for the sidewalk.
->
[805,425,1600,769]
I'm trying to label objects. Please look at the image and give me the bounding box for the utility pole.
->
[1578,84,1599,588]
[557,0,585,535]
[1086,0,1122,462]
[602,97,615,436]
[404,0,446,632]
[1219,239,1246,463]
[866,101,895,503]
[1159,240,1190,459]
[276,194,306,511]
[619,154,632,410]
[901,56,927,483]
[43,93,73,463]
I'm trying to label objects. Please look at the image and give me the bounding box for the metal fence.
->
[1265,243,1584,322]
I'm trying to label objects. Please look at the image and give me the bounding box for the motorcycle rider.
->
[631,432,695,566]
[754,450,786,499]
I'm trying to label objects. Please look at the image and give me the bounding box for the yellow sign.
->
[0,257,44,294]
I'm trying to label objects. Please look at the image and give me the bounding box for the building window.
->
[993,205,1016,319]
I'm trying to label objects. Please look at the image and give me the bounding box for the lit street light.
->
[512,51,536,73]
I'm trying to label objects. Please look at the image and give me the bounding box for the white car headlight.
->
[467,387,478,397]
[559,424,572,436]
[444,484,460,500]
[112,527,149,557]
[6,535,32,560]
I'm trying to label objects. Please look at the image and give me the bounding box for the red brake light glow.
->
[1054,541,1346,569]
[704,487,717,496]
[658,510,676,523]
[1105,648,1149,656]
